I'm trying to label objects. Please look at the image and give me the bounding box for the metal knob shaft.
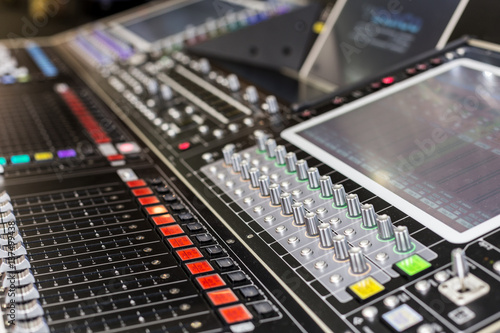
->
[394,226,413,252]
[307,167,320,189]
[269,183,281,206]
[245,85,258,103]
[451,248,469,292]
[361,204,377,228]
[275,145,287,165]
[280,192,293,215]
[292,202,306,225]
[222,144,235,165]
[254,130,268,152]
[377,214,394,240]
[346,194,361,217]
[285,152,297,173]
[332,184,347,207]
[231,153,242,173]
[266,138,277,158]
[249,168,260,188]
[333,235,349,260]
[227,74,240,92]
[349,247,369,274]
[259,175,270,196]
[296,160,309,181]
[305,212,319,236]
[318,223,333,248]
[320,176,333,197]
[240,160,250,180]
[265,95,279,114]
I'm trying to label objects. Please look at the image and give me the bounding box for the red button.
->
[177,248,203,261]
[146,205,168,215]
[132,188,153,197]
[167,236,193,248]
[186,260,213,275]
[127,180,147,188]
[107,154,124,161]
[138,196,160,206]
[196,274,226,290]
[178,142,191,151]
[159,225,184,237]
[381,76,395,85]
[207,288,238,306]
[219,304,253,324]
[152,214,176,226]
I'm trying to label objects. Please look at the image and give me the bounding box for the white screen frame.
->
[282,58,500,244]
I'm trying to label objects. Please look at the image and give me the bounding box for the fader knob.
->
[265,138,277,158]
[394,226,413,253]
[280,192,293,215]
[361,204,377,228]
[249,168,260,188]
[254,130,268,151]
[346,194,361,217]
[285,152,298,173]
[259,175,270,196]
[305,212,319,236]
[0,191,11,203]
[332,184,347,207]
[307,167,320,189]
[451,248,469,292]
[377,214,395,240]
[199,58,211,74]
[319,176,333,197]
[275,145,287,165]
[265,95,279,114]
[227,74,240,92]
[245,85,259,103]
[160,84,173,100]
[318,223,333,248]
[349,247,369,274]
[333,235,349,260]
[292,202,306,225]
[231,153,242,173]
[296,160,309,181]
[222,144,235,165]
[269,183,281,205]
[240,160,250,180]
[147,79,158,95]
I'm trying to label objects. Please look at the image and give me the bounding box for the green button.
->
[0,157,6,166]
[395,254,431,277]
[11,155,31,164]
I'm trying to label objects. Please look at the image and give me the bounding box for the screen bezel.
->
[282,58,500,244]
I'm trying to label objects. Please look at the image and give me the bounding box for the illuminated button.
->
[107,154,125,161]
[167,236,193,248]
[178,142,191,151]
[196,273,226,290]
[146,205,168,215]
[348,276,385,301]
[382,304,423,332]
[57,149,77,158]
[159,225,184,237]
[186,260,214,275]
[152,214,176,226]
[138,196,160,206]
[0,157,6,165]
[176,248,203,261]
[132,188,153,197]
[207,288,238,306]
[34,152,53,161]
[219,304,253,324]
[394,254,431,277]
[381,76,395,85]
[127,180,147,188]
[116,142,141,155]
[11,155,30,164]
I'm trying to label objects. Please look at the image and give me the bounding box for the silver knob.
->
[259,175,270,196]
[280,192,293,215]
[265,138,277,158]
[285,152,298,173]
[269,183,281,206]
[377,214,394,240]
[333,235,349,260]
[147,79,158,95]
[160,84,173,100]
[254,130,268,152]
[249,167,260,188]
[319,176,333,197]
[275,145,287,165]
[346,194,361,217]
[296,160,309,180]
[265,95,279,114]
[307,167,320,189]
[222,144,235,165]
[240,160,250,180]
[227,74,240,92]
[305,212,319,236]
[292,202,305,225]
[332,184,347,207]
[451,248,469,292]
[245,85,259,103]
[394,226,413,253]
[318,223,333,248]
[198,58,211,74]
[349,247,368,274]
[361,204,377,228]
[231,153,242,173]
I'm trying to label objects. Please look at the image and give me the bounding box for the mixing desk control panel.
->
[0,1,499,332]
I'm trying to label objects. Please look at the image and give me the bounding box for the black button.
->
[170,203,186,212]
[253,302,274,316]
[206,245,224,257]
[163,194,177,203]
[226,271,247,284]
[156,186,170,194]
[149,178,164,186]
[186,222,204,233]
[195,233,214,245]
[178,213,194,222]
[239,286,260,299]
[216,258,234,270]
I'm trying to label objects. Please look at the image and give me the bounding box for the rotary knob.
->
[394,225,413,252]
[160,84,173,100]
[254,130,268,152]
[377,214,395,240]
[231,153,242,173]
[320,176,333,197]
[361,204,377,228]
[259,175,270,196]
[285,152,298,173]
[292,202,306,225]
[245,85,259,103]
[296,160,309,181]
[227,74,240,92]
[265,138,277,158]
[198,58,211,74]
[275,145,287,165]
[346,194,361,218]
[249,168,260,188]
[333,235,349,260]
[332,184,347,207]
[222,144,235,166]
[269,183,281,206]
[280,192,293,215]
[307,167,320,189]
[305,212,319,236]
[265,95,279,114]
[349,246,369,274]
[240,160,250,180]
[318,223,333,248]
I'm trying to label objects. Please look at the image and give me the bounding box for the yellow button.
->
[34,152,54,161]
[348,276,385,300]
[313,21,325,34]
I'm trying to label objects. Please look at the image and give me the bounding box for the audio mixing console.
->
[0,1,499,333]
